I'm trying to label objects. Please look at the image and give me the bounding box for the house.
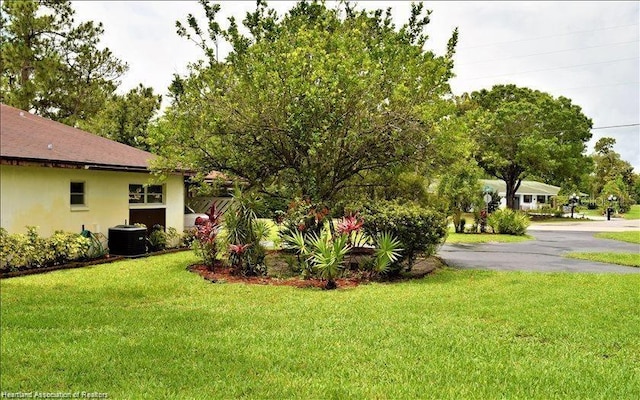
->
[0,103,186,237]
[480,179,561,210]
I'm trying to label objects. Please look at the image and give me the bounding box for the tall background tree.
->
[465,84,593,209]
[0,0,127,125]
[588,137,637,209]
[78,84,162,150]
[151,0,459,205]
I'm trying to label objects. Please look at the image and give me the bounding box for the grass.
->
[565,252,640,268]
[623,204,640,220]
[595,231,640,244]
[2,252,640,399]
[446,232,533,244]
[565,230,639,268]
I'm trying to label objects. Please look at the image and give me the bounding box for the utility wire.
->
[458,23,639,50]
[591,123,639,130]
[458,57,638,81]
[457,39,639,67]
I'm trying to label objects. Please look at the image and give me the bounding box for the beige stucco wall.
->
[0,164,184,237]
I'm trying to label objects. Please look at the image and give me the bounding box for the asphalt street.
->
[438,218,640,274]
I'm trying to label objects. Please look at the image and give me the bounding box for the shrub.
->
[279,198,330,246]
[1,227,91,271]
[49,231,91,264]
[358,201,448,271]
[148,225,167,252]
[165,227,182,249]
[487,209,530,235]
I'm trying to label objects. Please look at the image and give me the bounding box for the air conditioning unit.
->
[108,225,146,257]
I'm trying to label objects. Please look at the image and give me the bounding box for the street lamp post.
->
[607,195,618,221]
[569,193,579,219]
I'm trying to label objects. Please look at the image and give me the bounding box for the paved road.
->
[438,218,640,274]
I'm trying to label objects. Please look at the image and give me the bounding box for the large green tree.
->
[151,0,458,204]
[78,84,162,150]
[0,0,127,125]
[589,137,636,206]
[466,84,593,209]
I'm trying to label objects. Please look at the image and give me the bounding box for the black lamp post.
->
[607,195,617,221]
[569,193,579,219]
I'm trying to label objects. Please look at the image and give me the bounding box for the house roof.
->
[480,179,562,196]
[0,103,155,170]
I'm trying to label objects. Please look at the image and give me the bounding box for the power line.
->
[457,39,639,67]
[591,123,639,130]
[457,57,639,82]
[551,81,639,92]
[458,23,639,51]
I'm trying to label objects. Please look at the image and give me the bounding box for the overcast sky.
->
[71,1,640,171]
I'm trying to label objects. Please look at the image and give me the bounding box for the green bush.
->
[0,227,91,271]
[149,229,167,252]
[358,200,448,270]
[49,230,91,264]
[487,209,530,235]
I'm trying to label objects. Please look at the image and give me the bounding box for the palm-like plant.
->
[373,232,403,276]
[308,232,351,289]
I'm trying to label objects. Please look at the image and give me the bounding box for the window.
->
[129,184,164,204]
[523,195,532,203]
[537,195,546,204]
[70,182,85,206]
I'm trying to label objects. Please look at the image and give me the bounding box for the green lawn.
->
[565,252,640,268]
[623,204,640,220]
[595,231,640,244]
[2,252,640,399]
[446,232,532,244]
[565,231,639,268]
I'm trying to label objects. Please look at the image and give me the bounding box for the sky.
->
[71,1,640,171]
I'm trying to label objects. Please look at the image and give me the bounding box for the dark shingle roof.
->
[0,103,154,170]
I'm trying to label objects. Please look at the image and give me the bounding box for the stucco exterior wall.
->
[0,164,184,237]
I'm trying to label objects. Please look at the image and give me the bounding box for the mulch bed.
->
[188,264,363,289]
[188,256,443,290]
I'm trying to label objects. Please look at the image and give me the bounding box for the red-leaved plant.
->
[336,215,364,235]
[194,204,223,268]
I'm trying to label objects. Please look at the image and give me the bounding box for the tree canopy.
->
[588,137,637,207]
[78,84,162,150]
[0,0,127,125]
[465,84,593,209]
[150,0,459,204]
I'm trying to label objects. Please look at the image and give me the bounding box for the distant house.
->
[0,103,186,237]
[480,179,561,210]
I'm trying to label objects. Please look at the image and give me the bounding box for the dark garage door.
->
[129,208,166,231]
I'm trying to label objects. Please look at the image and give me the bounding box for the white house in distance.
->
[480,179,561,210]
[0,103,186,237]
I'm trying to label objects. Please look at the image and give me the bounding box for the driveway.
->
[438,218,640,274]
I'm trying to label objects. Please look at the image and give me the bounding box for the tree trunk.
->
[505,177,522,210]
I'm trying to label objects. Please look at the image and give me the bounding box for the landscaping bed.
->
[188,250,443,289]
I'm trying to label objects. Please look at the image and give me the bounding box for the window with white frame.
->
[537,195,546,204]
[129,184,164,205]
[523,195,532,203]
[70,182,85,206]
